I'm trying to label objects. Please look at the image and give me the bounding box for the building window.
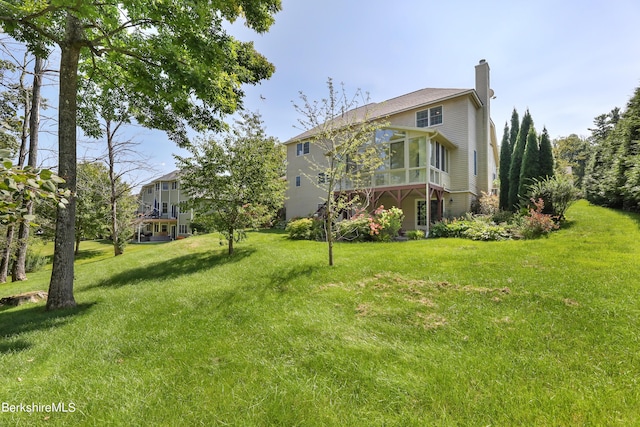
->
[296,141,310,156]
[295,176,301,187]
[416,200,428,227]
[318,173,326,184]
[430,142,448,172]
[155,183,160,191]
[162,202,168,214]
[171,205,178,217]
[474,150,477,176]
[146,187,152,194]
[161,224,167,233]
[416,110,429,128]
[162,182,169,190]
[430,106,443,125]
[416,106,443,127]
[154,223,159,233]
[179,224,188,234]
[171,181,178,190]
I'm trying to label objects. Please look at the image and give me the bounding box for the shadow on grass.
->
[268,264,320,293]
[88,248,256,289]
[0,303,95,354]
[212,263,321,311]
[74,249,106,262]
[618,209,640,229]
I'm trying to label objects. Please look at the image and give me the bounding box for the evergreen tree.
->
[619,87,640,211]
[498,122,511,210]
[518,126,540,199]
[509,108,520,152]
[538,127,554,179]
[584,106,628,209]
[508,110,533,210]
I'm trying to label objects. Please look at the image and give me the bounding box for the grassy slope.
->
[1,200,639,426]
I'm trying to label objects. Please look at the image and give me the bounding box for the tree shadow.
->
[618,209,640,229]
[74,249,107,262]
[0,303,95,354]
[212,263,321,310]
[268,264,320,293]
[86,248,256,289]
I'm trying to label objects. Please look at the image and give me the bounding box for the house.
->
[136,170,193,241]
[284,60,499,234]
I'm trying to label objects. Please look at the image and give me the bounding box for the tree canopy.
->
[176,112,286,255]
[584,87,640,212]
[293,79,388,266]
[0,0,281,309]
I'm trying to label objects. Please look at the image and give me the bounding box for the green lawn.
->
[1,200,639,426]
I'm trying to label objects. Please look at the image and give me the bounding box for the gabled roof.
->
[141,170,180,187]
[287,87,478,143]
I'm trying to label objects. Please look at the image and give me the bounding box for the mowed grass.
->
[1,200,639,426]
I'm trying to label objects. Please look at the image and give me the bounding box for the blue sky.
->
[9,0,640,185]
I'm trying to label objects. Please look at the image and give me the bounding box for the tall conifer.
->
[498,122,511,210]
[508,110,532,210]
[519,126,540,198]
[509,108,519,152]
[538,127,554,179]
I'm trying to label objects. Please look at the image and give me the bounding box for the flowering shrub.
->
[430,199,559,241]
[370,205,404,241]
[518,198,559,239]
[334,205,405,242]
[335,215,370,241]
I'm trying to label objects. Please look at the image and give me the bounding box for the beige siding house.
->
[137,171,193,241]
[285,60,499,234]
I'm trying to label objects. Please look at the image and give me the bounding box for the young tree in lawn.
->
[176,112,286,255]
[0,0,280,309]
[508,110,533,210]
[498,122,511,211]
[538,127,554,180]
[518,126,540,199]
[79,78,153,256]
[293,79,388,266]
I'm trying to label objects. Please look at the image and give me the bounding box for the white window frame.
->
[296,141,310,156]
[416,105,444,127]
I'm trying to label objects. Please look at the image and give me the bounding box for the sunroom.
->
[337,126,456,233]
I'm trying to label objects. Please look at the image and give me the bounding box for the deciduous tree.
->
[292,79,388,266]
[176,112,286,255]
[0,0,280,309]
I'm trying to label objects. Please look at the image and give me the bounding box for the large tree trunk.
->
[47,15,81,310]
[13,55,44,281]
